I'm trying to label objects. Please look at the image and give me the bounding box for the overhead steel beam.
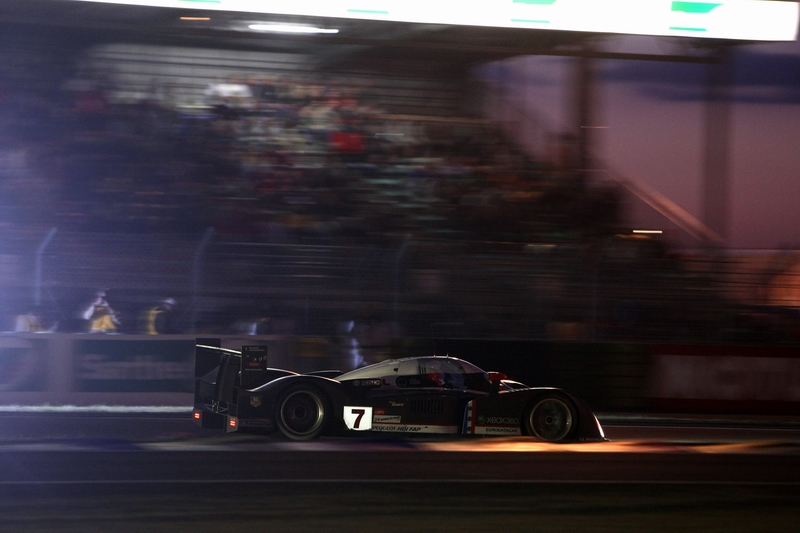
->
[702,46,733,245]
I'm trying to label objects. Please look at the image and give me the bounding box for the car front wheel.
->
[525,395,577,442]
[276,386,328,440]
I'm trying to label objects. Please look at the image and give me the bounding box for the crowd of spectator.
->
[11,50,776,344]
[0,65,619,246]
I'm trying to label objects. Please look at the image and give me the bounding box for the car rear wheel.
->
[525,395,577,442]
[276,386,328,440]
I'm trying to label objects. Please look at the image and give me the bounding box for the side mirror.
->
[488,372,507,394]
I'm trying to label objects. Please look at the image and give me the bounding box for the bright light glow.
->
[633,230,664,234]
[180,16,211,21]
[68,0,799,41]
[248,23,339,34]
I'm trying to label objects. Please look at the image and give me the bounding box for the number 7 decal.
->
[344,406,373,430]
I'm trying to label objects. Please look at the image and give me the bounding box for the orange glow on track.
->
[415,438,797,454]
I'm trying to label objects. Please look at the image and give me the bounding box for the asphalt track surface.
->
[0,413,799,532]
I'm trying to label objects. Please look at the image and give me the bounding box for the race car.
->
[193,338,606,442]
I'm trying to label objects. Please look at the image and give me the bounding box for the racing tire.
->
[276,386,329,441]
[524,395,578,443]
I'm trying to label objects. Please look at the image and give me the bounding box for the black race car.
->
[193,339,605,442]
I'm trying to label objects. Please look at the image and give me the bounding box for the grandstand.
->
[1,0,798,347]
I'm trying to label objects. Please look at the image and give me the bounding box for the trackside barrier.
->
[647,344,800,415]
[0,334,797,414]
[428,339,800,414]
[0,334,295,407]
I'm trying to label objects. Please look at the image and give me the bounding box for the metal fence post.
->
[191,227,215,334]
[34,227,58,307]
[393,235,411,338]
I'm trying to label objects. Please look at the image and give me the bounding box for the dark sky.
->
[604,47,800,104]
[479,37,800,249]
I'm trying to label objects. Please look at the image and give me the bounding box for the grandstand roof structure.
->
[4,0,794,247]
[0,0,739,77]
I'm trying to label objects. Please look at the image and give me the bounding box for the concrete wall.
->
[1,334,798,415]
[0,334,300,407]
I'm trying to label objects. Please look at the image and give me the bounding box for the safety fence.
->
[3,230,800,344]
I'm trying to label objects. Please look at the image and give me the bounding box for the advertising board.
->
[647,344,800,414]
[73,338,195,393]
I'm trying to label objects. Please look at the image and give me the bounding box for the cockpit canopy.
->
[338,356,490,392]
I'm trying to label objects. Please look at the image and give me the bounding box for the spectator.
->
[337,319,364,370]
[81,290,121,333]
[143,298,177,335]
[15,306,57,333]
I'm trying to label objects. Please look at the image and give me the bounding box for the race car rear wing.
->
[195,339,271,395]
[194,339,238,428]
[194,339,292,429]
